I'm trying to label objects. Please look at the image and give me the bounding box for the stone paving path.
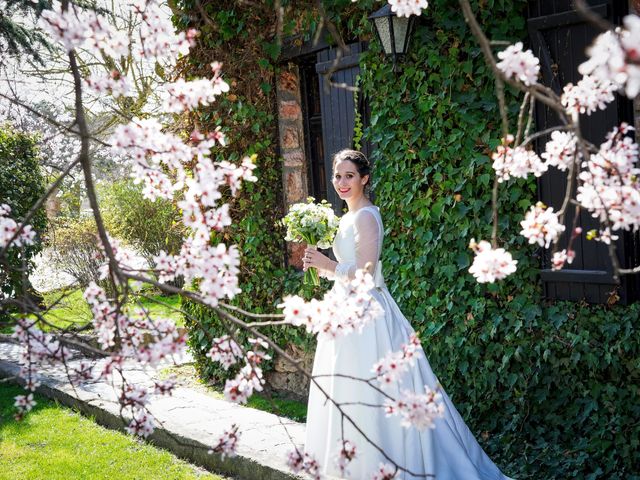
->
[0,340,304,480]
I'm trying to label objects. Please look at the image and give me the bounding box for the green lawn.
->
[134,292,184,327]
[0,384,224,480]
[245,392,307,423]
[0,288,184,335]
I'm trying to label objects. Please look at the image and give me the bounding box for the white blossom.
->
[468,239,518,283]
[520,202,565,248]
[334,439,357,477]
[206,335,244,370]
[561,75,616,116]
[577,124,640,232]
[388,0,429,17]
[13,393,36,420]
[0,204,37,249]
[492,145,547,182]
[372,334,423,387]
[541,131,579,171]
[279,270,384,340]
[551,249,575,271]
[579,16,640,98]
[496,42,540,86]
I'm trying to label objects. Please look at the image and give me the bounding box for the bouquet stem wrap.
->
[304,244,320,286]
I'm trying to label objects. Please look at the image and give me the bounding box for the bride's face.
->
[332,159,368,201]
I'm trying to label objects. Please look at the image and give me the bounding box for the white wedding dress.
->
[305,206,513,480]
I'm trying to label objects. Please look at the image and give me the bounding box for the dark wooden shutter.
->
[316,42,368,212]
[527,0,640,304]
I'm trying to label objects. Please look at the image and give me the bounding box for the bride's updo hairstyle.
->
[332,149,371,189]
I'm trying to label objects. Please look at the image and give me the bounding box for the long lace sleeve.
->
[334,209,380,282]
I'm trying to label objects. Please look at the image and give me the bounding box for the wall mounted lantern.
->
[368,5,416,72]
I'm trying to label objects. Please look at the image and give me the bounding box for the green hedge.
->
[0,126,47,310]
[174,1,640,477]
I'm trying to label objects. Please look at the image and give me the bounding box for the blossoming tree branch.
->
[458,0,640,284]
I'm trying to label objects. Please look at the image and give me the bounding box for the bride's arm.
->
[334,210,380,282]
[303,210,380,281]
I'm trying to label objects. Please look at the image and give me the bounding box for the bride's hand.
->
[303,247,333,272]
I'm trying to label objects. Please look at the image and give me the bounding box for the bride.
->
[302,149,513,479]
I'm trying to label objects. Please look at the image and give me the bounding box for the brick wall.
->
[276,64,308,269]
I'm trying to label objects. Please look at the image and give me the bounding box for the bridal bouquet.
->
[282,198,339,286]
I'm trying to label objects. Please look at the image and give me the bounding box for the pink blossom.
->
[279,270,384,339]
[14,393,36,420]
[133,0,196,63]
[0,204,37,249]
[163,77,229,113]
[209,126,226,147]
[496,42,540,86]
[206,335,243,370]
[71,361,95,384]
[126,408,155,437]
[224,364,264,404]
[278,295,310,327]
[551,249,575,271]
[39,4,93,52]
[13,318,72,372]
[384,386,445,431]
[520,202,565,248]
[85,71,133,99]
[372,334,423,387]
[370,463,399,480]
[577,124,640,232]
[209,424,240,459]
[121,384,149,409]
[286,449,321,480]
[334,439,357,477]
[594,228,619,245]
[40,3,130,57]
[153,251,178,282]
[468,239,518,283]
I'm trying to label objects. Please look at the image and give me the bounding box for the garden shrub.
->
[0,125,47,316]
[100,179,185,267]
[48,217,103,289]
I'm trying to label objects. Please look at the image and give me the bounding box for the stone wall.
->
[276,64,309,270]
[273,63,314,400]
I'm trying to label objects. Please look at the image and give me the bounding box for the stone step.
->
[0,341,305,480]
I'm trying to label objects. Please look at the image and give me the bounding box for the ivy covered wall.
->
[174,1,639,478]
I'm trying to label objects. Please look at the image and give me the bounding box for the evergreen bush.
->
[0,126,47,315]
